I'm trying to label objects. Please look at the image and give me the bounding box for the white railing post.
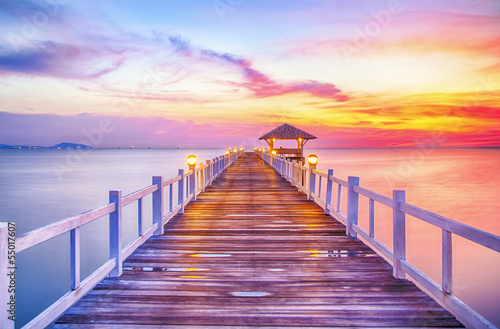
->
[347,176,359,237]
[337,184,342,213]
[188,164,196,201]
[369,198,375,238]
[292,160,297,186]
[109,189,123,277]
[211,158,215,179]
[325,169,333,215]
[152,176,164,235]
[191,170,196,200]
[138,197,143,235]
[169,183,173,213]
[308,164,316,200]
[214,157,218,177]
[298,161,303,191]
[204,161,209,189]
[212,158,216,181]
[393,190,406,279]
[0,223,15,329]
[178,169,185,214]
[443,229,452,294]
[70,227,80,290]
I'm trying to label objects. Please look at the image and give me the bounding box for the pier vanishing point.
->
[2,125,500,329]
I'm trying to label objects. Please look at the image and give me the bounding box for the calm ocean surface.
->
[0,148,499,327]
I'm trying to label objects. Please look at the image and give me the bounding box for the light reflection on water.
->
[0,148,499,327]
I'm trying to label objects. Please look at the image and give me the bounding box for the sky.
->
[0,0,499,148]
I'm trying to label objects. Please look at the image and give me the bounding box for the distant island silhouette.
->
[0,142,92,149]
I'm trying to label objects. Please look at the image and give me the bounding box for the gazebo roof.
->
[259,123,317,140]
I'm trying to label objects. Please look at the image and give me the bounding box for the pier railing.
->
[258,150,500,329]
[0,150,243,329]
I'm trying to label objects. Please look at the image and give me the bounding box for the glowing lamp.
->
[233,148,237,153]
[187,155,197,166]
[298,138,303,142]
[271,150,277,155]
[307,154,318,166]
[225,150,230,155]
[272,138,276,141]
[240,148,244,151]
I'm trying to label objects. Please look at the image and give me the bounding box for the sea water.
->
[0,148,498,327]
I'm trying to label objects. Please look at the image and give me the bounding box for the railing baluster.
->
[178,169,185,214]
[337,184,341,212]
[109,189,123,277]
[70,227,80,290]
[298,161,303,191]
[138,197,143,236]
[318,176,322,199]
[369,198,375,238]
[443,229,452,294]
[204,160,210,190]
[190,169,196,201]
[347,176,360,237]
[308,165,316,200]
[325,169,333,215]
[393,190,406,279]
[169,183,173,213]
[152,176,164,235]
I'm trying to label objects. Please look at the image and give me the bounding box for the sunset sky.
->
[1,0,499,148]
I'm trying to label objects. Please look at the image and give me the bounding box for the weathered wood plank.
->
[51,153,463,328]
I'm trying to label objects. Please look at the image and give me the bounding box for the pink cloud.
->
[282,11,500,60]
[167,35,349,102]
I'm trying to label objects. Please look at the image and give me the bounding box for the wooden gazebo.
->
[259,123,317,161]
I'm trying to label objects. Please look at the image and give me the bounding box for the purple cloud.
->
[0,41,125,79]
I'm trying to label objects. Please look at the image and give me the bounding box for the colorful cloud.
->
[0,0,499,148]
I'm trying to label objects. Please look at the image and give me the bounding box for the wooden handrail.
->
[16,203,116,253]
[259,150,500,329]
[400,202,500,253]
[1,150,243,329]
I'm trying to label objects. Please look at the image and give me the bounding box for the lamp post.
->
[298,137,303,159]
[187,155,197,201]
[307,154,318,200]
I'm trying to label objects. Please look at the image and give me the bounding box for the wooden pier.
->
[50,153,463,328]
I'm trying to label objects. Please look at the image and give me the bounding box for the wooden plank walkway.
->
[51,152,463,328]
